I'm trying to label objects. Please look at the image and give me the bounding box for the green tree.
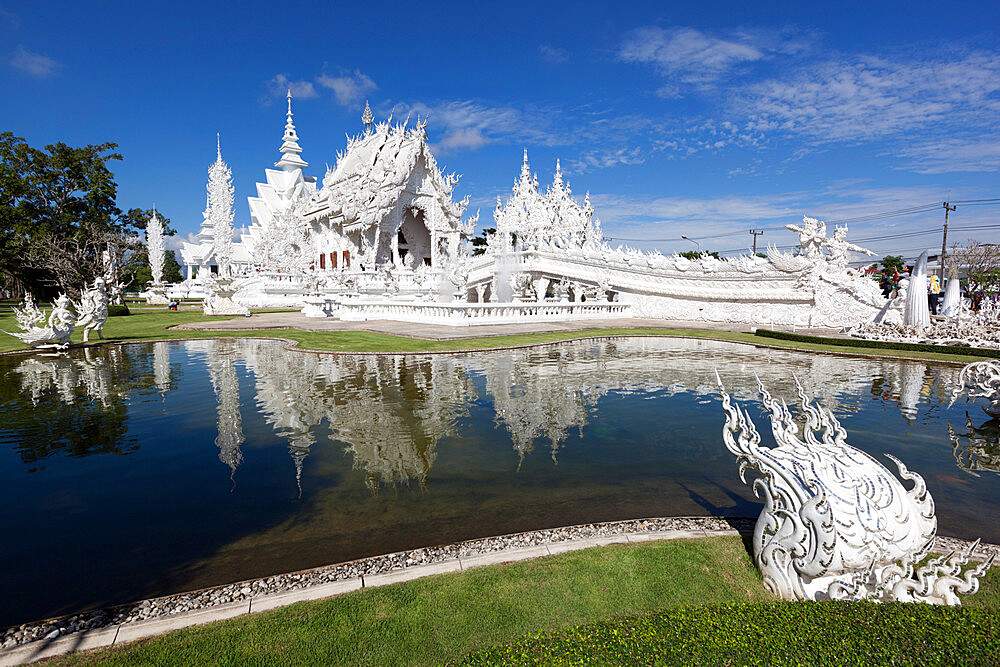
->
[880,255,905,274]
[678,250,721,260]
[471,228,496,256]
[0,132,154,299]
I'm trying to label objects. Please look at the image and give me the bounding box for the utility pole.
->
[749,229,764,255]
[940,201,956,280]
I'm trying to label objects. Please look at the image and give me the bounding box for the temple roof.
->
[304,117,470,234]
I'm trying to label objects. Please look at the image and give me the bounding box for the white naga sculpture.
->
[950,360,1000,418]
[76,278,110,343]
[718,372,994,604]
[3,293,77,349]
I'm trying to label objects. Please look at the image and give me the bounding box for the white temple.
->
[173,93,888,329]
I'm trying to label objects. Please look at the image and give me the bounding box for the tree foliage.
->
[0,133,171,299]
[950,240,1000,297]
[880,255,905,274]
[678,250,721,260]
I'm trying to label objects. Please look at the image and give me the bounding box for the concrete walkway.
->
[175,312,843,341]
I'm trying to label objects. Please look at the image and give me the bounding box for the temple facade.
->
[172,94,888,329]
[177,95,476,297]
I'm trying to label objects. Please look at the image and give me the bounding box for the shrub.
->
[463,602,1000,666]
[107,304,130,317]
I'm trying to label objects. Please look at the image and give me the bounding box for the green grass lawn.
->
[41,537,1000,666]
[0,307,987,363]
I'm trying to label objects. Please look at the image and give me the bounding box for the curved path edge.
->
[3,516,997,665]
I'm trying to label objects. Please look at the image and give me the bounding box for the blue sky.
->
[2,0,998,260]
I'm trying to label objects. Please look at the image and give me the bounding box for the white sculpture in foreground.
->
[76,278,110,343]
[3,294,77,349]
[718,372,994,604]
[950,360,1000,417]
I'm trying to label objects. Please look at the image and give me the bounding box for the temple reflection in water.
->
[7,337,970,490]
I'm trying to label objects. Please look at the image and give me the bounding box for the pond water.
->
[1,337,998,627]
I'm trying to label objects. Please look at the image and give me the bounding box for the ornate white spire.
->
[146,207,165,286]
[552,159,563,190]
[362,100,374,134]
[275,89,308,171]
[208,137,235,277]
[520,149,531,183]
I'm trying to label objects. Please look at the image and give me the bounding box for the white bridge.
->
[303,298,630,325]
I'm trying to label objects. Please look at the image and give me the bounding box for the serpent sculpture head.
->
[717,372,993,604]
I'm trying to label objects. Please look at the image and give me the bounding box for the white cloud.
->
[317,69,377,107]
[566,147,644,173]
[618,27,768,85]
[10,45,58,77]
[539,45,569,63]
[398,99,562,153]
[740,52,1000,144]
[893,138,1000,174]
[587,184,1000,257]
[164,232,197,252]
[264,74,318,104]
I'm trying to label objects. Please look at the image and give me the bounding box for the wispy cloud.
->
[566,147,644,173]
[893,137,1000,174]
[539,44,569,63]
[739,51,1000,144]
[317,69,377,107]
[396,99,563,153]
[263,74,318,104]
[0,7,20,29]
[617,26,804,89]
[10,45,59,77]
[588,183,990,256]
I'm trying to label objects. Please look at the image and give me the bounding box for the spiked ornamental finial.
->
[216,133,222,161]
[553,159,563,189]
[362,100,374,134]
[275,89,308,171]
[520,148,531,183]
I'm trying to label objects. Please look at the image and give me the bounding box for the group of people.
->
[878,268,952,315]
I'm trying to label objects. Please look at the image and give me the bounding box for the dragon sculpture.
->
[717,372,994,604]
[3,293,77,349]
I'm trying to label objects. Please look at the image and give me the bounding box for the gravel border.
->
[3,515,997,651]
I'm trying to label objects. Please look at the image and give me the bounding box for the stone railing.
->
[331,300,631,325]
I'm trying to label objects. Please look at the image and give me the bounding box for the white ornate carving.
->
[3,294,76,349]
[717,373,994,604]
[146,209,166,286]
[950,360,1000,417]
[203,275,251,316]
[76,278,109,343]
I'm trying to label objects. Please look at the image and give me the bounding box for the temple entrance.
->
[398,207,432,269]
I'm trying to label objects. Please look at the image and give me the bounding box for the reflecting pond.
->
[1,337,998,626]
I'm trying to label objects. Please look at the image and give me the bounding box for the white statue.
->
[950,360,1000,418]
[904,251,931,329]
[3,294,77,349]
[941,266,962,318]
[76,278,110,343]
[786,216,827,259]
[718,372,994,604]
[825,226,875,269]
